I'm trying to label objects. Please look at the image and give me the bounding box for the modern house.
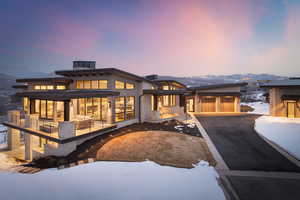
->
[186,83,247,113]
[261,78,300,118]
[3,61,188,160]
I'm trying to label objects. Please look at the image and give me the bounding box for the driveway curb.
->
[190,114,229,170]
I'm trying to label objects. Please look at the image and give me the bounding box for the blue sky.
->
[0,0,299,76]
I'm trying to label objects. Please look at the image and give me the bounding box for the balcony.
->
[3,110,116,143]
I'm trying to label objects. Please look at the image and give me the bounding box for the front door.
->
[287,102,296,118]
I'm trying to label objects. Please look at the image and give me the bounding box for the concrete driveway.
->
[196,114,300,172]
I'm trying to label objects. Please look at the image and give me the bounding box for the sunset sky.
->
[0,0,299,76]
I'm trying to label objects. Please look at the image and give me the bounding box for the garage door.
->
[220,96,235,112]
[201,97,216,112]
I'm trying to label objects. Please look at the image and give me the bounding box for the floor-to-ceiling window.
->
[115,96,135,122]
[76,98,108,121]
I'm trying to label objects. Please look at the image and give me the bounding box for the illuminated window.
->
[126,83,135,89]
[47,100,54,119]
[115,96,135,122]
[99,80,108,89]
[163,85,169,90]
[76,80,84,89]
[34,85,41,90]
[46,85,54,90]
[115,80,125,89]
[115,97,125,122]
[91,80,99,89]
[40,100,47,118]
[23,97,30,114]
[84,80,91,89]
[163,95,169,106]
[40,85,47,90]
[56,85,66,90]
[76,98,108,121]
[126,96,135,119]
[151,95,154,111]
[35,99,40,114]
[56,101,64,121]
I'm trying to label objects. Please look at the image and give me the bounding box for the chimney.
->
[73,61,96,70]
[145,74,158,80]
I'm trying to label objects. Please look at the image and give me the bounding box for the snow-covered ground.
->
[255,116,300,160]
[241,102,269,115]
[0,161,225,200]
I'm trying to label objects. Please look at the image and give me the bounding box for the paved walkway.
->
[196,114,300,172]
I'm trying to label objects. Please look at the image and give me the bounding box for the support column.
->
[7,110,21,150]
[29,99,35,114]
[153,95,158,111]
[109,97,115,124]
[216,97,221,112]
[24,133,32,160]
[64,100,70,121]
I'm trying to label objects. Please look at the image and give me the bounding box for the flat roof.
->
[16,77,72,84]
[260,79,300,87]
[16,90,120,100]
[281,95,300,101]
[197,92,241,96]
[188,82,247,91]
[55,68,155,84]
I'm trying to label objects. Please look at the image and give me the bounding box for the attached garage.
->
[220,96,235,112]
[201,97,216,112]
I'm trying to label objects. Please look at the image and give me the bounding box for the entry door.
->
[287,102,296,118]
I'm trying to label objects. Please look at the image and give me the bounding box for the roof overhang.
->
[55,68,155,84]
[12,85,28,89]
[197,92,241,97]
[281,95,300,101]
[143,89,190,95]
[188,82,247,91]
[16,90,120,101]
[16,77,72,84]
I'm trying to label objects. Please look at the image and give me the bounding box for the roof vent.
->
[73,61,96,70]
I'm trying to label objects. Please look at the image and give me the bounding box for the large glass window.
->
[126,83,135,89]
[34,85,41,90]
[115,80,125,89]
[163,85,169,90]
[84,80,91,89]
[163,95,169,106]
[47,85,54,90]
[126,97,135,119]
[40,85,47,90]
[76,98,108,121]
[56,101,64,121]
[76,80,84,89]
[115,97,125,122]
[91,80,98,89]
[78,98,86,115]
[57,85,66,90]
[47,101,54,119]
[23,97,30,114]
[115,96,135,122]
[35,99,40,114]
[40,100,47,118]
[99,80,108,89]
